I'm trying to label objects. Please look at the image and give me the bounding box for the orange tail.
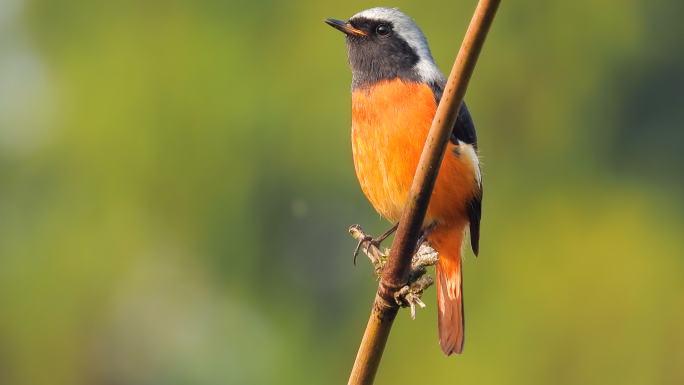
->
[431,227,465,355]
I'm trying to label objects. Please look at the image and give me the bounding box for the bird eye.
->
[375,24,391,36]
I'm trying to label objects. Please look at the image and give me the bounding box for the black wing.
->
[456,103,483,256]
[430,82,482,255]
[466,184,482,256]
[451,103,477,148]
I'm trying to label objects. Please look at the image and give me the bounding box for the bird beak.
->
[325,18,367,37]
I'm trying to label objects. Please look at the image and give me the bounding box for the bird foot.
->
[349,224,439,318]
[351,223,398,266]
[349,225,388,275]
[352,234,378,266]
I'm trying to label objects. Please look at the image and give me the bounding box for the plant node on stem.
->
[349,224,437,319]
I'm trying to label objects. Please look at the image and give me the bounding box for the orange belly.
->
[351,79,478,226]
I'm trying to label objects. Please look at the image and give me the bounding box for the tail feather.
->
[431,227,466,355]
[436,260,464,355]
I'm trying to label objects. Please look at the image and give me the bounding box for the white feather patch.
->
[458,141,481,184]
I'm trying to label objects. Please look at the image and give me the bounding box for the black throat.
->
[346,18,422,90]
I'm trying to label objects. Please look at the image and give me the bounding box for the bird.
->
[325,7,482,355]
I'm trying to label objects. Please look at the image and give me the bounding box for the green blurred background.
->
[1,0,683,384]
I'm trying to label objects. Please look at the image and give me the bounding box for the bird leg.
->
[348,224,438,319]
[415,222,437,253]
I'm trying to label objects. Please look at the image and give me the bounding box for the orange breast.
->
[351,79,478,226]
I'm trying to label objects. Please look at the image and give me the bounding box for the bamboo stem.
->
[347,1,500,384]
[347,298,397,385]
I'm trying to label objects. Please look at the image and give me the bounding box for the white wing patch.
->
[458,141,481,185]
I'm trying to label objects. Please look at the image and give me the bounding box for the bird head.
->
[325,8,444,89]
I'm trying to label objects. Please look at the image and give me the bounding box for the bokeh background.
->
[1,0,683,384]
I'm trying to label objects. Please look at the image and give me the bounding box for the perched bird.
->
[326,7,482,355]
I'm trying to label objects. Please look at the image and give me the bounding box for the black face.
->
[337,17,421,89]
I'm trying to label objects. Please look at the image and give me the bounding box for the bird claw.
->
[351,223,398,266]
[349,225,388,273]
[353,235,376,266]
